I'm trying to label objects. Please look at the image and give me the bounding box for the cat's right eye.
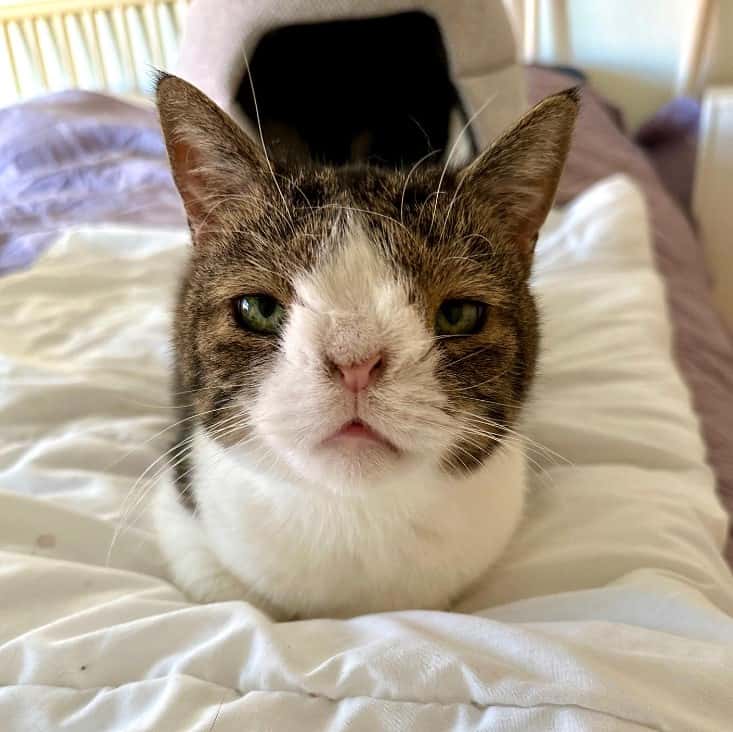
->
[232,294,286,335]
[435,299,487,336]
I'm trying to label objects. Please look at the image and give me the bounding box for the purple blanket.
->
[0,91,184,273]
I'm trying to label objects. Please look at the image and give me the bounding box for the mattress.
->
[1,175,732,730]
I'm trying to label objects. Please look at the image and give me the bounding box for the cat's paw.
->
[187,567,292,621]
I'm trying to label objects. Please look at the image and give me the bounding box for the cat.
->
[153,73,578,620]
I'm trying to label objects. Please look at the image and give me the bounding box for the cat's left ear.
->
[156,72,274,240]
[458,88,580,259]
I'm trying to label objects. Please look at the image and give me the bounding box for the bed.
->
[1,2,733,730]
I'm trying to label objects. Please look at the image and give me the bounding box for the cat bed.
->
[2,176,733,729]
[177,0,526,166]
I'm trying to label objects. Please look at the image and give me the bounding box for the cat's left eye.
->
[233,294,286,334]
[435,300,487,336]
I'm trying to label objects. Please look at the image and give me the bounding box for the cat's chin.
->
[267,432,414,493]
[301,441,407,490]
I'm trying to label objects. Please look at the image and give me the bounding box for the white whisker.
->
[430,93,496,233]
[239,45,291,219]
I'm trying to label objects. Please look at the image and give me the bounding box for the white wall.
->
[532,0,700,129]
[709,0,733,86]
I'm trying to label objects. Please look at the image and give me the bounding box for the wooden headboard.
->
[0,0,187,104]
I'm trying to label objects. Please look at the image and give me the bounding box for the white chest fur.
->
[155,427,527,619]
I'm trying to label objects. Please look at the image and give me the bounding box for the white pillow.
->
[0,175,731,731]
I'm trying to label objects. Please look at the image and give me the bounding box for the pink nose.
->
[335,353,383,393]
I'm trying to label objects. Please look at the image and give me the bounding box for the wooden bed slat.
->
[0,0,185,101]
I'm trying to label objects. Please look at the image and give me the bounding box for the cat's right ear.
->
[156,73,273,239]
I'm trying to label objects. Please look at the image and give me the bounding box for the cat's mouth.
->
[322,419,398,452]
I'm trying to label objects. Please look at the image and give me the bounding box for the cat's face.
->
[157,75,578,492]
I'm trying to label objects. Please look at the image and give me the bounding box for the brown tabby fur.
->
[156,74,579,510]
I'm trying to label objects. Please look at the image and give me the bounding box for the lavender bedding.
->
[1,71,732,565]
[0,91,184,274]
[636,96,701,217]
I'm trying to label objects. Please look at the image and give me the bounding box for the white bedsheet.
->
[1,176,732,731]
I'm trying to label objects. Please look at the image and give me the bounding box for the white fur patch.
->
[157,426,527,619]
